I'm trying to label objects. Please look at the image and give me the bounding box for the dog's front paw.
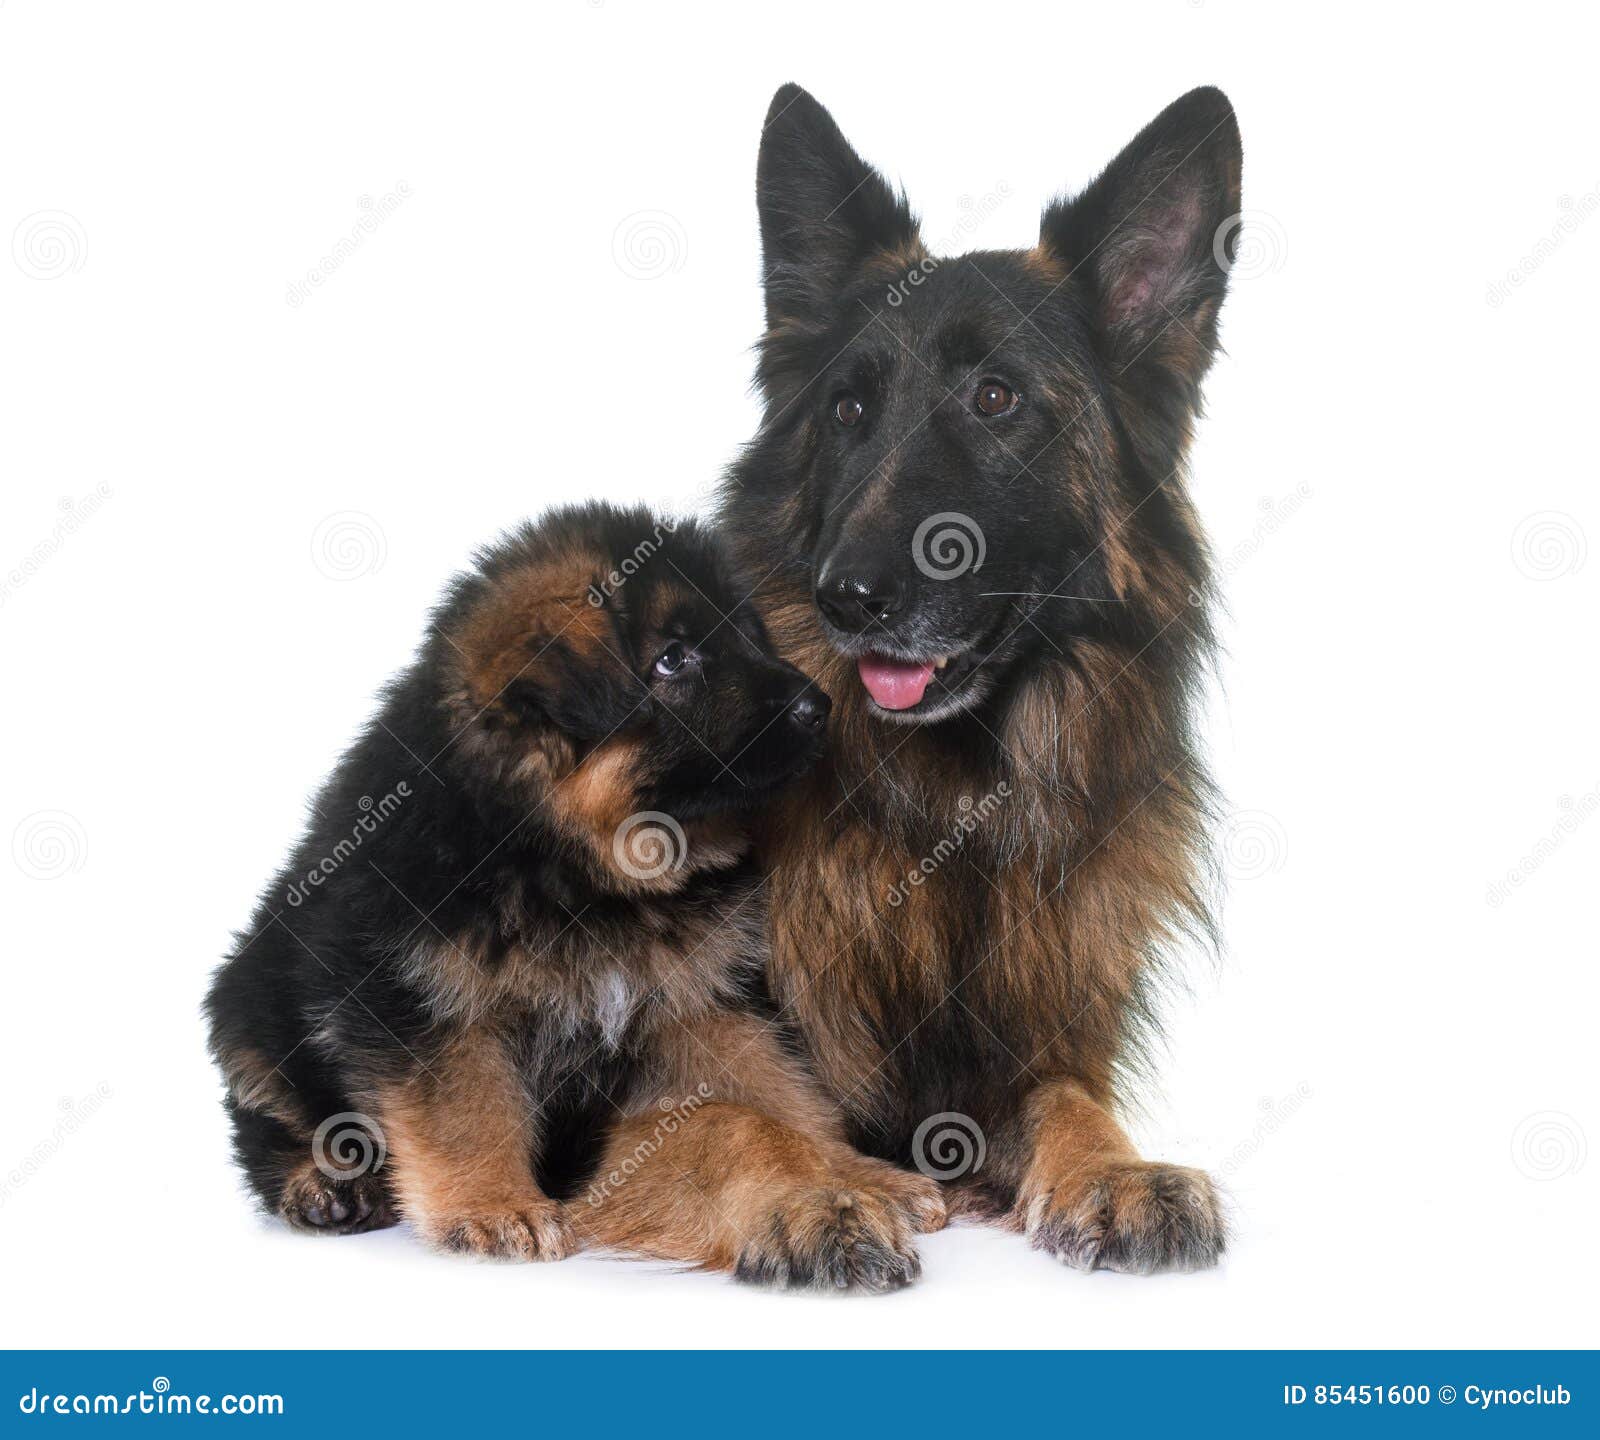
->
[280,1165,396,1236]
[734,1186,922,1294]
[1025,1162,1225,1274]
[428,1198,577,1262]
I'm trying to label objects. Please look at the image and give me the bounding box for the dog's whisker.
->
[980,591,1126,601]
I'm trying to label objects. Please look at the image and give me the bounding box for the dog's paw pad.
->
[280,1167,394,1236]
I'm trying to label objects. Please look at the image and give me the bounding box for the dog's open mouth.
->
[856,648,984,713]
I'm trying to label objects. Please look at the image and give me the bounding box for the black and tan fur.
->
[205,504,942,1288]
[704,86,1243,1272]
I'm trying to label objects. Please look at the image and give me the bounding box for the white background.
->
[2,1,1596,1350]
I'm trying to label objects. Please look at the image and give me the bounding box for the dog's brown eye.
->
[653,642,689,677]
[975,380,1018,417]
[834,394,864,427]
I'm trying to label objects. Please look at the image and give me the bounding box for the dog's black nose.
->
[784,682,831,733]
[815,566,905,633]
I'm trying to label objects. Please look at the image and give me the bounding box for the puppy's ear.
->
[502,636,644,747]
[452,570,646,754]
[1041,87,1242,398]
[757,84,920,327]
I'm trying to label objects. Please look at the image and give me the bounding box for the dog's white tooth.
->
[934,656,949,670]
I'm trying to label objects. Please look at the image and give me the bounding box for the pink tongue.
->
[857,653,935,710]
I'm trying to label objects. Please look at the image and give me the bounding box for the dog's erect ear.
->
[1040,87,1241,395]
[757,84,919,327]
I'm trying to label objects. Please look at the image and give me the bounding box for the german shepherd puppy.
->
[712,87,1243,1271]
[205,503,941,1288]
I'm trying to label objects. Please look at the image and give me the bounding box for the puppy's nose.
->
[783,681,831,733]
[814,565,906,633]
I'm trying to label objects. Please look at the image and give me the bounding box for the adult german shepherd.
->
[716,85,1242,1272]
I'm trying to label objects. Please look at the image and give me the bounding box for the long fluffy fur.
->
[717,84,1242,1271]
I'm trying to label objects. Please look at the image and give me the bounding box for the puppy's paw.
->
[842,1157,949,1234]
[734,1186,921,1294]
[280,1165,395,1236]
[1025,1161,1225,1274]
[432,1198,576,1262]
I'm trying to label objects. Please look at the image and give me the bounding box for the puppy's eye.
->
[653,641,691,677]
[833,393,864,427]
[975,379,1019,417]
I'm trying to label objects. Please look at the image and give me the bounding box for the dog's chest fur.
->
[399,876,766,1058]
[759,751,1176,1165]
